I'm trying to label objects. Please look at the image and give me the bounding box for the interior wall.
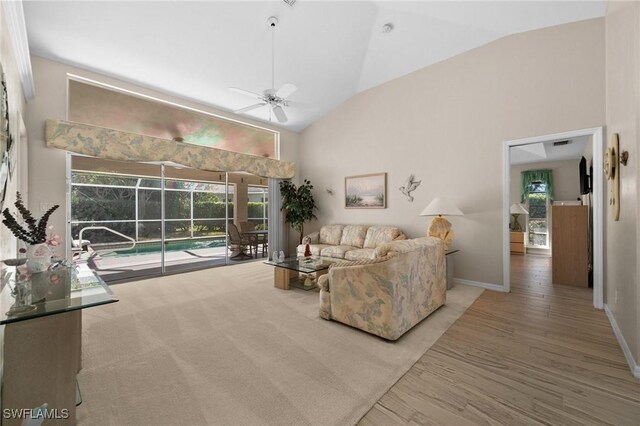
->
[299,18,605,287]
[604,1,640,365]
[25,55,300,257]
[0,3,28,265]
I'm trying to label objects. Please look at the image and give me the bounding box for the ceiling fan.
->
[229,16,298,124]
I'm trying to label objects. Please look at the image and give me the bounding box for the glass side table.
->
[0,263,118,424]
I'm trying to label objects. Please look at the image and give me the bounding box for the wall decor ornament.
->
[604,133,620,221]
[0,62,10,210]
[399,174,421,202]
[0,62,9,149]
[345,173,387,209]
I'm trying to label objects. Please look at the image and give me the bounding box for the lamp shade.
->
[419,198,464,216]
[510,203,529,215]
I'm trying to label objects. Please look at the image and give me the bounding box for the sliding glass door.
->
[162,164,232,274]
[70,160,163,281]
[69,156,237,282]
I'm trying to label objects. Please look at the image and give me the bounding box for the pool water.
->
[101,239,226,257]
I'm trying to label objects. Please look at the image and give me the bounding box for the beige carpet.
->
[77,261,483,426]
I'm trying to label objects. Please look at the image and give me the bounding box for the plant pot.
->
[26,243,52,274]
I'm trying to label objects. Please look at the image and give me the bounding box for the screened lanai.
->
[70,156,271,282]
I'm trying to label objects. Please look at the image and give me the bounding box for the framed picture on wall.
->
[345,172,387,209]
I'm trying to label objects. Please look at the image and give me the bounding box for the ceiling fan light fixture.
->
[229,15,299,124]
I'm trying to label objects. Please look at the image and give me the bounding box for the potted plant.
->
[279,179,317,244]
[2,192,60,273]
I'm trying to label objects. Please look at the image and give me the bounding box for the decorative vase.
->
[304,244,311,257]
[26,243,52,273]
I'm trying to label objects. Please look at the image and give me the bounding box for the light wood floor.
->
[361,255,640,425]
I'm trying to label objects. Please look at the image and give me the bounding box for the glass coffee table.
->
[264,256,341,291]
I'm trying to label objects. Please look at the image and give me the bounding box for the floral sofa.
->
[297,224,406,260]
[317,237,446,340]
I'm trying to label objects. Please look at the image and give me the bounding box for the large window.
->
[526,182,550,248]
[71,172,234,246]
[247,186,268,230]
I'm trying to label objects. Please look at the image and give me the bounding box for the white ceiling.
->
[510,135,591,165]
[23,1,608,132]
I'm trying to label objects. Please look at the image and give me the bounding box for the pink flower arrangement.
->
[46,225,63,248]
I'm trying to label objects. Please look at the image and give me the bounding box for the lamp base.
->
[428,216,454,250]
[511,213,523,232]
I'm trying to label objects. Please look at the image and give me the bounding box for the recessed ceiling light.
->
[382,23,394,34]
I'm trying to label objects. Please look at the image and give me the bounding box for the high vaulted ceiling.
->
[23,1,607,132]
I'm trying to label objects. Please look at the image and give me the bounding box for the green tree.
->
[279,179,317,244]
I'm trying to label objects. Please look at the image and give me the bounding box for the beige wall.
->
[299,18,605,286]
[605,1,640,363]
[25,56,300,257]
[0,4,28,265]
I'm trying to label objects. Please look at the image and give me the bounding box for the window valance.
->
[45,119,295,179]
[521,169,554,201]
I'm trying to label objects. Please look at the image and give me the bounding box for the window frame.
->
[247,185,268,229]
[525,182,551,249]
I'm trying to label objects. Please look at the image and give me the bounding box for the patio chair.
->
[238,221,256,233]
[228,223,259,259]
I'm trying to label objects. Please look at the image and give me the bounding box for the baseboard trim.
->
[453,278,506,292]
[604,304,640,379]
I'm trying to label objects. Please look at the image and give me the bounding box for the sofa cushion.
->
[375,237,442,257]
[319,225,345,245]
[330,252,397,269]
[339,225,368,248]
[320,245,358,259]
[363,226,404,248]
[344,248,376,261]
[297,244,331,256]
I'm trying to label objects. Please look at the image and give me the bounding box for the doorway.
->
[503,128,604,309]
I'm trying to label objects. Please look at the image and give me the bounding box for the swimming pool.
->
[100,238,226,257]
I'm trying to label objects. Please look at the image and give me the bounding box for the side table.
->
[445,249,459,290]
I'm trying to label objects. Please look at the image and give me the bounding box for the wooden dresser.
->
[510,232,525,255]
[552,205,589,287]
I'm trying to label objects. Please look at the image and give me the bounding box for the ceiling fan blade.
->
[229,87,263,99]
[275,83,297,99]
[283,100,305,108]
[234,103,267,114]
[272,105,288,123]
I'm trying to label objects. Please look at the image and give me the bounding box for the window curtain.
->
[521,169,554,202]
[268,179,288,259]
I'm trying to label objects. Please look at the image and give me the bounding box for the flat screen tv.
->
[579,156,591,194]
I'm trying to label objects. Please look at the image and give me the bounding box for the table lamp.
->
[510,203,529,232]
[420,198,464,250]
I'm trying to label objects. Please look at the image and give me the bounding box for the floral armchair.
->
[317,237,446,340]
